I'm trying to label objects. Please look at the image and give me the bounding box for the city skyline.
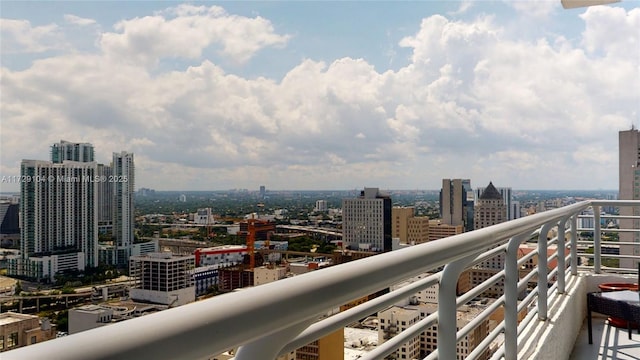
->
[1,2,639,191]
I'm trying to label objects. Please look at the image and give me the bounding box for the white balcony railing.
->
[4,200,640,360]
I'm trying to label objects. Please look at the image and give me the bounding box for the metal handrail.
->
[4,200,639,360]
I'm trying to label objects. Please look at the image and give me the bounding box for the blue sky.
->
[1,1,639,191]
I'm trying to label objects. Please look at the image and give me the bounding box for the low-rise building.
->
[0,312,56,352]
[129,252,195,306]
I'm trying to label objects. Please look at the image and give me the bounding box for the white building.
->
[68,305,114,334]
[315,200,328,212]
[10,157,98,281]
[129,253,195,307]
[342,188,392,252]
[112,151,135,266]
[194,208,214,225]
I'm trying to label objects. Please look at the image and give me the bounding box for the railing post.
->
[537,222,553,321]
[593,205,601,273]
[438,254,476,360]
[505,234,529,360]
[570,215,578,276]
[235,319,314,360]
[557,217,569,294]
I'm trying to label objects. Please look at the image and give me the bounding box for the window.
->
[7,332,18,348]
[31,336,37,344]
[0,335,4,349]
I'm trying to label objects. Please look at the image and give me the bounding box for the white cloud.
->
[1,6,638,191]
[64,14,96,26]
[507,0,559,19]
[0,19,64,53]
[580,6,640,59]
[448,1,474,16]
[99,4,290,66]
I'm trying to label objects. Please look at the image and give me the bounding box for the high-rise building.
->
[50,140,94,163]
[259,185,266,199]
[473,182,507,230]
[440,179,474,231]
[10,159,98,281]
[96,163,113,234]
[618,129,640,269]
[342,188,392,252]
[475,186,515,220]
[112,152,134,266]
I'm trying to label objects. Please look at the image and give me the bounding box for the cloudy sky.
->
[1,1,638,192]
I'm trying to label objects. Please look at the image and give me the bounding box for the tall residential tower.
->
[10,140,99,281]
[112,152,135,266]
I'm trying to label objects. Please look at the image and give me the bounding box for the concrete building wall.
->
[129,287,195,307]
[440,179,465,227]
[129,252,195,306]
[428,220,463,242]
[254,265,287,286]
[342,188,392,252]
[619,129,640,269]
[407,217,430,245]
[392,207,414,244]
[68,305,114,334]
[0,312,56,352]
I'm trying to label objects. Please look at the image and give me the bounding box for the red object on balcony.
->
[598,283,639,328]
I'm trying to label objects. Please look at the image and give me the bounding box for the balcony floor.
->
[571,315,640,360]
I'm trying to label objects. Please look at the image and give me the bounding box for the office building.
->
[342,188,392,252]
[427,220,464,242]
[619,128,640,269]
[129,252,195,307]
[392,207,414,244]
[473,182,507,230]
[440,179,474,231]
[0,312,56,352]
[9,157,98,281]
[475,186,516,220]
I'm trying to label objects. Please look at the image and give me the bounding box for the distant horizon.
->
[1,188,620,195]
